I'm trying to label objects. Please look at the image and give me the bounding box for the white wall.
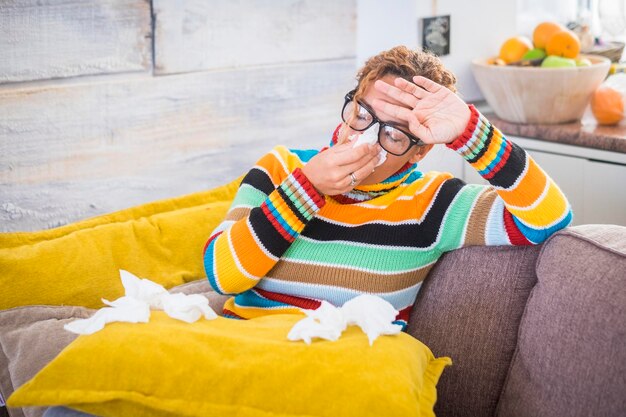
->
[517,0,579,36]
[356,0,418,71]
[357,0,517,102]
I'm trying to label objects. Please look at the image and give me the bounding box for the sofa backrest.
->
[496,224,626,417]
[407,243,542,417]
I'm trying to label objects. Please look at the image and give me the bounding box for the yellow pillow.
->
[8,313,451,417]
[0,177,242,310]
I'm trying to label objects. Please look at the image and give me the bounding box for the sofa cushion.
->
[0,306,92,417]
[0,280,229,417]
[407,244,541,417]
[8,313,451,417]
[496,225,626,417]
[0,177,241,310]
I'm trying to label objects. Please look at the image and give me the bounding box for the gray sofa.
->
[1,224,625,417]
[409,224,626,417]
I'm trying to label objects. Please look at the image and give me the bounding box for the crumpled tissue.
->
[287,294,403,345]
[350,124,387,166]
[64,270,217,335]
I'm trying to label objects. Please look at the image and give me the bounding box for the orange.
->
[591,86,624,125]
[533,22,566,49]
[499,36,533,64]
[545,29,581,59]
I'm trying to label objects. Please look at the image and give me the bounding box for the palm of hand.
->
[412,89,470,144]
[372,76,471,145]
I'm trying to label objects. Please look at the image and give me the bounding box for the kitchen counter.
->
[483,112,626,154]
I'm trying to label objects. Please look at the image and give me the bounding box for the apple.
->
[576,58,592,67]
[541,55,577,68]
[522,48,547,60]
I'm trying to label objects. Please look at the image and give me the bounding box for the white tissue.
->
[64,270,218,335]
[162,293,215,323]
[287,301,347,344]
[341,295,403,345]
[287,294,403,345]
[349,124,387,166]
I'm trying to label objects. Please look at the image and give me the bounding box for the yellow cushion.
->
[0,177,242,310]
[8,313,451,417]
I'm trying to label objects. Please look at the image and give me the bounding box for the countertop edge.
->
[482,112,626,154]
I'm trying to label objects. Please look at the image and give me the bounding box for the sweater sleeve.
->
[202,149,325,295]
[442,104,573,247]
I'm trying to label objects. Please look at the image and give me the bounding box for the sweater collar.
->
[327,124,418,204]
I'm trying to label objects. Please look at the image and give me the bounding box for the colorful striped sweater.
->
[203,105,572,328]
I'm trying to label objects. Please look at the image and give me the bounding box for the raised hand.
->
[301,141,381,195]
[371,76,471,145]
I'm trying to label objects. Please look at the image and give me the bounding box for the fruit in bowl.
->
[545,30,580,59]
[475,21,611,124]
[522,48,547,61]
[499,36,534,64]
[472,54,611,124]
[533,22,566,50]
[541,56,576,68]
[490,21,582,68]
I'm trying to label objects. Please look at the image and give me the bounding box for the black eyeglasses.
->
[341,90,426,156]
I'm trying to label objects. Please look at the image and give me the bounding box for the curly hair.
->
[353,46,457,105]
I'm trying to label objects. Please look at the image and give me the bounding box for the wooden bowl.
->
[471,55,611,124]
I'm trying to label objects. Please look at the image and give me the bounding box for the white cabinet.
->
[462,136,626,226]
[419,143,465,179]
[583,159,626,225]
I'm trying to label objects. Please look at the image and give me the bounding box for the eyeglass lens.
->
[342,100,413,156]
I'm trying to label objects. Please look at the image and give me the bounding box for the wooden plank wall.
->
[0,0,152,82]
[0,0,356,232]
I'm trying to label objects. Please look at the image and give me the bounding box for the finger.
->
[333,142,375,165]
[351,154,381,184]
[370,99,407,123]
[334,173,355,193]
[412,76,442,93]
[331,141,355,153]
[373,79,419,108]
[393,77,428,99]
[334,170,361,194]
[371,98,415,123]
[406,118,433,144]
[340,150,380,175]
[371,100,434,145]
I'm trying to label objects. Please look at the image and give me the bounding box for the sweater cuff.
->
[281,168,326,218]
[446,104,482,153]
[261,168,325,242]
[445,104,517,182]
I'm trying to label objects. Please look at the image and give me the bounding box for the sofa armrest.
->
[496,224,626,417]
